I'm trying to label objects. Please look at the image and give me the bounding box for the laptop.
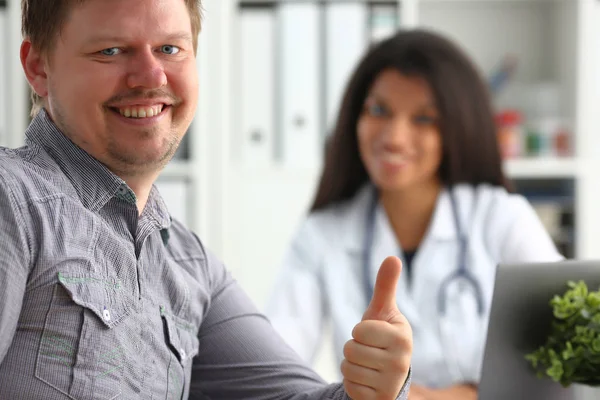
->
[478,260,600,400]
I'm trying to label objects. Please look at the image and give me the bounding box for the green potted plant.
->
[525,280,600,396]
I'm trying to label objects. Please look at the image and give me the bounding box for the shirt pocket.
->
[160,306,199,400]
[35,272,134,400]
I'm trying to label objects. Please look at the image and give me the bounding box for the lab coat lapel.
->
[407,189,460,314]
[371,199,422,326]
[427,188,458,241]
[337,185,377,313]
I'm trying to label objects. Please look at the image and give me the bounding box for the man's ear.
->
[20,40,49,98]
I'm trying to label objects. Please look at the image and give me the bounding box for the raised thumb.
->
[362,256,402,322]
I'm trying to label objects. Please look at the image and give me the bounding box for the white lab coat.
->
[265,183,563,388]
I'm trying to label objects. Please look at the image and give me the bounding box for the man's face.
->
[40,0,198,177]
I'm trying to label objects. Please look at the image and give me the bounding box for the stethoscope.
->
[362,186,486,383]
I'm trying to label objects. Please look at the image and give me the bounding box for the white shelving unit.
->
[505,158,581,179]
[0,2,7,147]
[4,0,28,149]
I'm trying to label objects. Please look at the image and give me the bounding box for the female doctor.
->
[265,29,563,399]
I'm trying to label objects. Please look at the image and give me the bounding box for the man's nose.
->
[126,50,168,90]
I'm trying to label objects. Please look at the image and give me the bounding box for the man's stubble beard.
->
[51,101,184,178]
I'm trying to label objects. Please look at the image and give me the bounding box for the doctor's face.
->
[23,0,198,178]
[357,69,443,193]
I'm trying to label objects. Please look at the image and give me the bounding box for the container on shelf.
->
[496,109,523,159]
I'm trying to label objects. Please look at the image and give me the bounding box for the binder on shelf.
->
[324,2,368,136]
[369,2,399,43]
[277,2,321,168]
[239,5,276,167]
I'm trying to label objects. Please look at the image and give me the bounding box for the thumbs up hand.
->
[341,256,413,399]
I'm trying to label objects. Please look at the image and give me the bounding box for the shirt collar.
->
[25,109,173,232]
[146,185,173,231]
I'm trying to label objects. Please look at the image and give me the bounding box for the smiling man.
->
[0,1,412,399]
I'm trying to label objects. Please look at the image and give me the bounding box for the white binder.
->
[239,6,276,167]
[324,2,368,135]
[277,2,321,168]
[369,3,399,43]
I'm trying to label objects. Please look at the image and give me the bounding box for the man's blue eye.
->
[161,45,180,55]
[100,48,120,56]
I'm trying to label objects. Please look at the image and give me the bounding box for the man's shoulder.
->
[163,218,231,289]
[0,145,32,173]
[0,144,66,204]
[164,218,208,262]
[0,146,34,201]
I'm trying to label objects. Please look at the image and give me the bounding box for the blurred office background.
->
[2,0,600,381]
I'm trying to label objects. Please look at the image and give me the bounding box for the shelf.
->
[229,162,322,179]
[504,158,578,179]
[419,0,563,3]
[160,160,195,180]
[233,158,579,180]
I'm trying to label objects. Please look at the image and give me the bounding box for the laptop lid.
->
[478,260,600,400]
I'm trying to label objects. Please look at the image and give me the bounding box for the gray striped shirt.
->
[0,110,410,399]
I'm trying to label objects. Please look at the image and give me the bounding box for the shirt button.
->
[103,308,111,322]
[180,348,186,360]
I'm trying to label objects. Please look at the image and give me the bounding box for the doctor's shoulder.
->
[470,183,564,263]
[287,187,368,265]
